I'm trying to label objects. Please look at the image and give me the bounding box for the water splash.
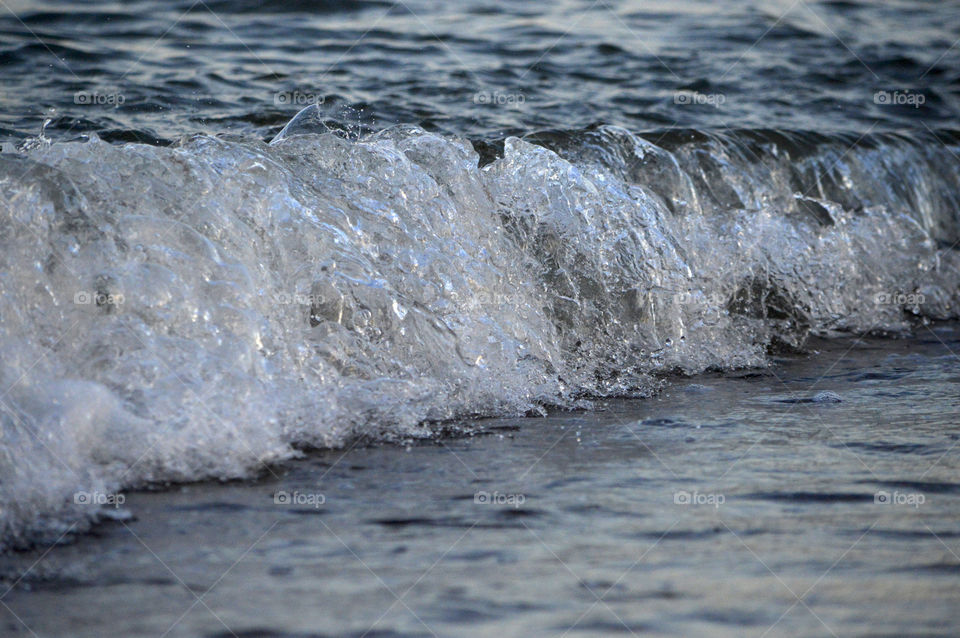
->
[0,118,958,549]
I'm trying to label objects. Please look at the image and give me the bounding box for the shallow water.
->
[2,328,959,637]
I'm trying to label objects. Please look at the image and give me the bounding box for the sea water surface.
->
[1,0,960,635]
[1,0,959,141]
[2,330,960,637]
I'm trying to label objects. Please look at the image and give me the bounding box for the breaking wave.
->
[1,108,958,548]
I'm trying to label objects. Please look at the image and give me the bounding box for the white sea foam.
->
[0,115,958,548]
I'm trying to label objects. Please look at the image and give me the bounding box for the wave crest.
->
[1,118,958,548]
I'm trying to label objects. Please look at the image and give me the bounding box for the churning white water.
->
[1,110,958,548]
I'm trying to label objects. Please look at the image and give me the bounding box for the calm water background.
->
[0,0,959,143]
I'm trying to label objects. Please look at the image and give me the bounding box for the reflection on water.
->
[3,327,959,637]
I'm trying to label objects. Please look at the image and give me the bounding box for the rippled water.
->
[2,330,959,637]
[1,0,958,142]
[1,1,959,635]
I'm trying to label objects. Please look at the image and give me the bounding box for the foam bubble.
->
[0,122,957,548]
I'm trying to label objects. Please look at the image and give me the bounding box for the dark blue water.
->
[2,2,960,636]
[1,0,958,143]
